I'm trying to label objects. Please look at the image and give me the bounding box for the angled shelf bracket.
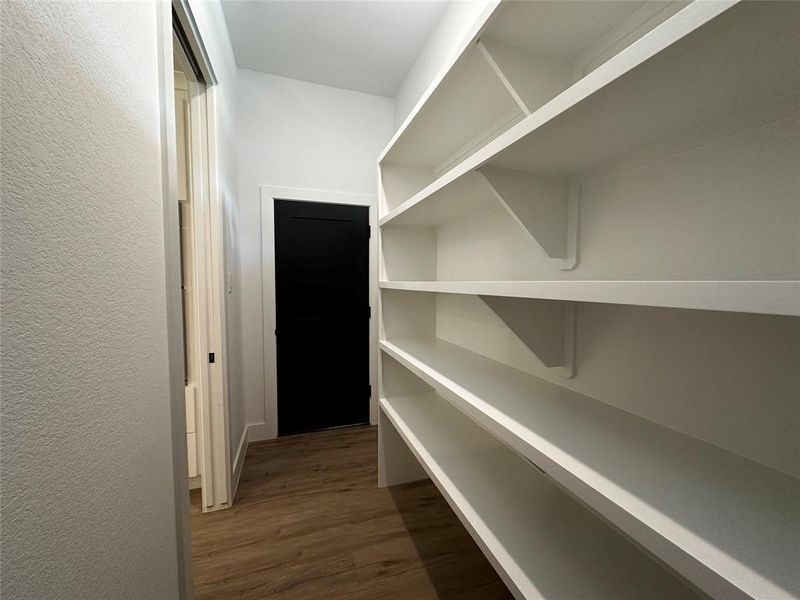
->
[476,37,572,116]
[477,39,531,117]
[478,165,579,270]
[479,296,575,378]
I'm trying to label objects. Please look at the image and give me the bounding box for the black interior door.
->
[274,199,370,436]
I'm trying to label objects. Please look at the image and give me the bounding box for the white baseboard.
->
[189,475,202,490]
[247,422,276,443]
[231,427,248,501]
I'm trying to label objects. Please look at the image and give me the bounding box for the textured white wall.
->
[188,0,246,467]
[393,0,493,129]
[236,69,394,436]
[1,2,181,599]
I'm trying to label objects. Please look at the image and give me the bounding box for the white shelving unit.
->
[379,392,702,600]
[377,2,800,600]
[381,338,800,600]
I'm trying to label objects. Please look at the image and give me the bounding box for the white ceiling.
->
[220,0,448,97]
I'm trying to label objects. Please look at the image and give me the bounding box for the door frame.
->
[157,8,232,593]
[258,186,378,441]
[178,66,232,513]
[171,3,232,514]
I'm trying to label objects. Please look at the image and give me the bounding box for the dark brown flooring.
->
[190,425,513,599]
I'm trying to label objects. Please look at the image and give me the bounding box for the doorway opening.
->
[171,6,231,514]
[274,200,371,435]
[157,2,234,596]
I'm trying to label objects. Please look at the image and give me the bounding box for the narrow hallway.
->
[4,2,798,598]
[190,426,512,599]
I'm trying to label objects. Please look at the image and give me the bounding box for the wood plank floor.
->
[191,425,513,599]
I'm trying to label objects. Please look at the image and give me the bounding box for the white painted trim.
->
[173,13,231,514]
[156,2,192,597]
[204,85,233,511]
[231,427,248,501]
[186,79,216,511]
[172,0,217,85]
[258,185,378,440]
[247,422,273,443]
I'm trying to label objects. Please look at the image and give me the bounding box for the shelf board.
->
[488,2,800,175]
[380,0,687,176]
[380,393,700,600]
[379,280,800,317]
[380,170,495,228]
[383,45,523,173]
[378,1,501,167]
[380,337,800,600]
[379,1,800,226]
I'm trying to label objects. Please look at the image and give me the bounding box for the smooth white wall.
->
[1,2,181,598]
[188,0,246,468]
[394,0,494,128]
[236,69,394,438]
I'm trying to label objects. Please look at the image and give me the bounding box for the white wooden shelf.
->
[380,337,800,600]
[379,393,701,600]
[380,1,799,225]
[378,1,799,598]
[379,0,693,211]
[382,40,523,179]
[380,170,495,227]
[378,1,501,171]
[379,280,800,317]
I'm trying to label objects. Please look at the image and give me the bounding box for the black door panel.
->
[274,199,369,435]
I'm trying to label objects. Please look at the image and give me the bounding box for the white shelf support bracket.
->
[477,39,531,116]
[476,37,572,117]
[478,166,580,270]
[565,181,580,271]
[479,296,576,378]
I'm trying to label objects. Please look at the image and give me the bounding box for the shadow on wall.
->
[388,482,513,600]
